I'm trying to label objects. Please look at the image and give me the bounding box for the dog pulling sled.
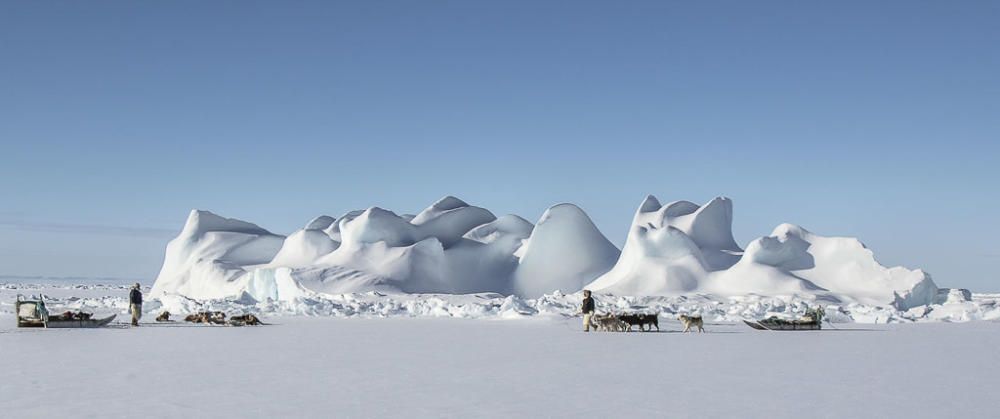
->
[15,296,116,328]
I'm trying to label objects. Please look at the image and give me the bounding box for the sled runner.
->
[743,319,821,331]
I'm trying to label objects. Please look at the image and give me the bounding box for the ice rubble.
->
[150,195,942,311]
[4,283,995,324]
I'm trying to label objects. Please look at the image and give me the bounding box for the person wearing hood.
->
[129,283,143,326]
[581,290,595,332]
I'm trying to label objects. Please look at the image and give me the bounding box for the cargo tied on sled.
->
[14,295,116,329]
[745,307,825,331]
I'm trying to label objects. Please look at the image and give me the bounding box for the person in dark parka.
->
[129,283,143,326]
[581,290,595,332]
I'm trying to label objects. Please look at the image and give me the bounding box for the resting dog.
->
[228,314,263,326]
[156,311,172,322]
[618,313,659,332]
[184,311,227,325]
[679,314,705,333]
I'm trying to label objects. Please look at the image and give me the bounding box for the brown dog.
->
[184,311,227,325]
[679,314,705,333]
[155,311,171,322]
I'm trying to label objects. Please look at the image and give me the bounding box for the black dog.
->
[618,313,659,332]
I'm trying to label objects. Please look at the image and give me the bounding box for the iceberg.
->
[150,195,939,309]
[588,196,938,309]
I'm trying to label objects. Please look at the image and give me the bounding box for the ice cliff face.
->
[149,210,285,300]
[151,195,939,309]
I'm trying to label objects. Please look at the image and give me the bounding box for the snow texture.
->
[2,293,999,419]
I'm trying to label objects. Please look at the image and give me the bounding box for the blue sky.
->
[1,1,998,290]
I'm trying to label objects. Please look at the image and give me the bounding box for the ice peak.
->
[684,196,740,251]
[637,195,662,213]
[771,223,810,238]
[512,203,620,298]
[182,210,273,237]
[410,195,481,225]
[537,203,589,225]
[304,215,336,231]
[431,195,469,211]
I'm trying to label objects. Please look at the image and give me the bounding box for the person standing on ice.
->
[129,283,143,326]
[581,290,595,332]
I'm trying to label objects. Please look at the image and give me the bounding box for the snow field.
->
[2,315,998,418]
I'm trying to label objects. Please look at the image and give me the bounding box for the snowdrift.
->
[151,195,939,309]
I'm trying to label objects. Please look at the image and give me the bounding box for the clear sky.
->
[1,1,998,290]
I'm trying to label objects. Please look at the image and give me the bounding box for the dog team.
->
[580,289,705,333]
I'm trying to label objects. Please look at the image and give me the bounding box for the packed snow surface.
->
[150,195,940,310]
[2,300,998,418]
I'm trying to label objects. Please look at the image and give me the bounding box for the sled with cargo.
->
[15,296,116,328]
[744,307,824,331]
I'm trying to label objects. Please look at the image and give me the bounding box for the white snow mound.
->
[511,204,620,298]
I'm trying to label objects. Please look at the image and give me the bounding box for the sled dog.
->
[155,311,171,322]
[184,311,227,325]
[619,313,659,332]
[679,314,705,333]
[229,313,263,326]
[589,313,626,332]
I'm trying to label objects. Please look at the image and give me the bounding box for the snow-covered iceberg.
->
[587,196,938,309]
[152,197,542,299]
[149,210,285,300]
[150,195,939,309]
